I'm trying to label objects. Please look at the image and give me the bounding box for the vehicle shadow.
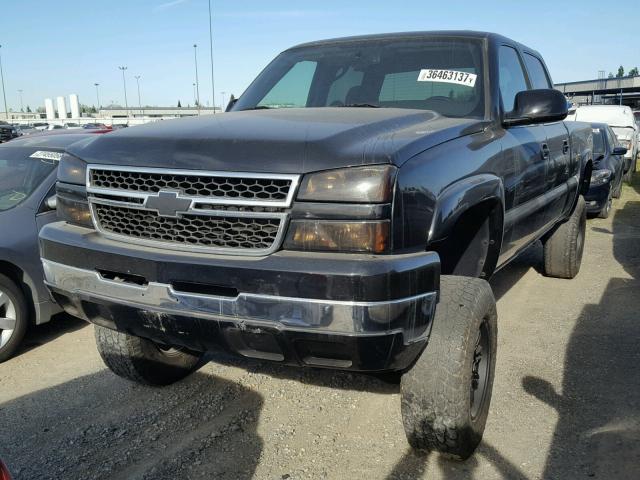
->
[14,313,87,357]
[523,179,640,478]
[0,368,264,480]
[489,241,544,301]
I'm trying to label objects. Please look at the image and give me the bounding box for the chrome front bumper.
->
[42,259,437,343]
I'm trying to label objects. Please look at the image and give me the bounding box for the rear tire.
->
[95,325,203,385]
[0,273,29,363]
[543,196,586,279]
[400,276,497,460]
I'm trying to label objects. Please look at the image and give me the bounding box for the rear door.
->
[522,52,572,225]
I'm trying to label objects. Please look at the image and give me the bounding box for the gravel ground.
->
[1,181,639,480]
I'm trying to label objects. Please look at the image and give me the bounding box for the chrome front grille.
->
[86,165,299,255]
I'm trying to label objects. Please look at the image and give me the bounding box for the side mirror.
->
[45,195,57,211]
[503,89,568,127]
[612,146,627,156]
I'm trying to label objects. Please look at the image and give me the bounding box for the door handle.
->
[562,139,569,154]
[541,143,550,160]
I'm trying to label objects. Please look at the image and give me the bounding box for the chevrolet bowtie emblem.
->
[145,190,192,217]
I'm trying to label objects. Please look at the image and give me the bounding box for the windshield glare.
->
[234,38,486,118]
[0,147,58,211]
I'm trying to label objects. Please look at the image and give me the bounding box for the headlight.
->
[297,165,396,203]
[284,220,389,253]
[58,153,88,185]
[56,183,93,228]
[590,169,612,186]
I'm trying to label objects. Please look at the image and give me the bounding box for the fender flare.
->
[428,175,505,277]
[429,174,505,242]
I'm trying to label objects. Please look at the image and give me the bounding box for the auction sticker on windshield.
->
[417,69,477,87]
[29,150,63,162]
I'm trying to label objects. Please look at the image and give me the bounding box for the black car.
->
[41,31,593,459]
[0,133,101,362]
[0,122,19,143]
[585,123,627,218]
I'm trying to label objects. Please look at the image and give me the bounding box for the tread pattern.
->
[95,325,202,386]
[401,275,497,460]
[543,196,586,279]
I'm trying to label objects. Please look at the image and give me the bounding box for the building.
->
[97,106,220,120]
[555,75,640,109]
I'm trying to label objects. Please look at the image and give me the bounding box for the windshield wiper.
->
[241,106,272,111]
[340,103,381,108]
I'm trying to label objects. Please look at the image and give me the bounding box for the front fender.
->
[429,174,505,243]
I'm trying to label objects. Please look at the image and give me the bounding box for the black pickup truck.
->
[40,31,592,459]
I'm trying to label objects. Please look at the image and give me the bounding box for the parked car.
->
[82,122,109,130]
[585,123,627,218]
[0,122,19,143]
[41,31,593,459]
[567,105,638,181]
[32,123,49,131]
[65,123,82,130]
[0,132,105,362]
[44,124,65,131]
[15,125,38,137]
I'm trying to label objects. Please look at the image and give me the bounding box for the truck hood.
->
[68,108,484,174]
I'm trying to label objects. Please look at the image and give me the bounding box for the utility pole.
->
[134,75,142,117]
[193,44,201,115]
[118,66,129,118]
[94,83,101,110]
[208,0,216,113]
[192,83,196,107]
[0,45,9,120]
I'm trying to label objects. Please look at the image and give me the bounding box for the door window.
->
[498,46,528,112]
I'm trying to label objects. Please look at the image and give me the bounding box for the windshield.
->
[234,37,486,118]
[0,147,59,211]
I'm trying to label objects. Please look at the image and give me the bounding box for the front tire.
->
[543,196,586,279]
[0,273,29,363]
[400,276,497,460]
[95,325,203,385]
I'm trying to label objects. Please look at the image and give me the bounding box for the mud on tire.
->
[400,275,497,460]
[95,325,203,385]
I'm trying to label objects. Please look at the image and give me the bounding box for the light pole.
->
[221,91,226,111]
[134,75,142,117]
[193,44,201,115]
[18,89,23,112]
[192,83,196,107]
[208,0,216,113]
[118,66,129,119]
[0,45,8,120]
[94,83,101,110]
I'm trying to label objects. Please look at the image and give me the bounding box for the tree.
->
[26,106,31,113]
[608,72,614,78]
[616,65,625,78]
[629,67,639,77]
[177,100,182,108]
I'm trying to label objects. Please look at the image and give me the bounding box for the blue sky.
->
[1,0,638,111]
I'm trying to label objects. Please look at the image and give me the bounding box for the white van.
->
[567,105,638,180]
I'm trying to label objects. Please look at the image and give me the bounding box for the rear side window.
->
[498,46,528,112]
[523,53,551,89]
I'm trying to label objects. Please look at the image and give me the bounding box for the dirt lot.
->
[1,181,639,480]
